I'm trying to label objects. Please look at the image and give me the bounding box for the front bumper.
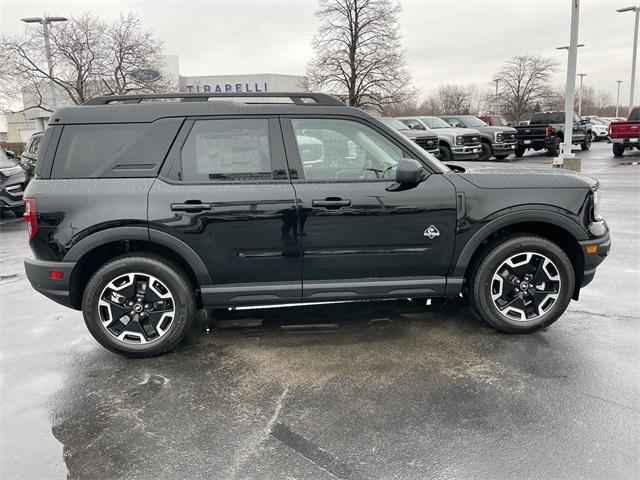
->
[578,230,611,288]
[24,257,77,309]
[493,142,517,154]
[452,144,481,160]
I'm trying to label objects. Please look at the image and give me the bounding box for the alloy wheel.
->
[98,272,175,344]
[490,252,561,322]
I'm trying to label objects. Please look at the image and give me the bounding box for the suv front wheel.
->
[468,235,574,333]
[82,254,195,357]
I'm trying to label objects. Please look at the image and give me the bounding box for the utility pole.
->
[577,73,587,115]
[616,80,623,117]
[617,6,640,113]
[494,78,500,115]
[20,16,67,118]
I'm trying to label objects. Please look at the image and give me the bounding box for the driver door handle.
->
[312,198,351,209]
[171,201,213,212]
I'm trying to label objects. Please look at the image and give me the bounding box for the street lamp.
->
[577,73,587,115]
[617,5,640,112]
[616,80,623,118]
[21,16,68,111]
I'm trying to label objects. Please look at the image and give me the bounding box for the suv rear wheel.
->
[468,235,574,333]
[82,254,195,357]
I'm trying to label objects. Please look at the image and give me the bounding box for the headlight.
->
[592,190,603,221]
[455,135,464,145]
[495,132,503,143]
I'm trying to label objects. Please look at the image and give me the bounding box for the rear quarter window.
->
[51,118,183,178]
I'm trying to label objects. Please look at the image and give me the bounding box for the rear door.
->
[281,115,457,301]
[149,116,301,306]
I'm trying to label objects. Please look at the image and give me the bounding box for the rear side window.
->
[178,119,272,181]
[53,124,143,178]
[531,112,565,124]
[51,119,183,178]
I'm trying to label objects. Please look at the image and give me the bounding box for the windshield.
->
[459,116,488,127]
[420,117,451,129]
[380,118,409,130]
[0,149,15,168]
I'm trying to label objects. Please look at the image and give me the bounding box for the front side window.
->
[179,119,271,181]
[444,117,465,128]
[420,117,451,129]
[291,118,403,181]
[400,118,426,130]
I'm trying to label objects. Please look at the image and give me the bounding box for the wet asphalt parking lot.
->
[0,142,638,480]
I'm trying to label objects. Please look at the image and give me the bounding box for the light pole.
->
[20,16,68,112]
[616,80,623,117]
[617,6,640,113]
[556,44,584,114]
[556,0,582,161]
[493,78,500,115]
[577,73,587,115]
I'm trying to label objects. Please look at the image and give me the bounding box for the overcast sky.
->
[0,0,633,104]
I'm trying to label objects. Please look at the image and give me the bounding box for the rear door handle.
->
[312,199,351,208]
[171,201,212,212]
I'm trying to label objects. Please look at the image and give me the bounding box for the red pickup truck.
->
[609,107,640,157]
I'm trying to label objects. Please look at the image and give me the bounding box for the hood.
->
[400,129,438,140]
[431,127,480,136]
[446,161,598,189]
[476,125,517,134]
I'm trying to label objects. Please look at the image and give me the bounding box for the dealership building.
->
[9,55,307,140]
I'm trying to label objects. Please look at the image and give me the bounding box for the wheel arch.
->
[65,227,211,309]
[452,212,587,299]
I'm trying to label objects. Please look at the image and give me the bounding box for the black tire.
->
[514,145,525,157]
[82,254,195,357]
[493,154,509,161]
[546,136,561,156]
[468,235,574,334]
[590,131,597,143]
[612,143,625,157]
[479,141,493,161]
[439,144,453,162]
[581,132,592,151]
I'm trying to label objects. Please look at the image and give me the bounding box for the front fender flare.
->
[450,209,588,278]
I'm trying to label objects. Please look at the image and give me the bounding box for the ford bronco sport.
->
[23,93,610,357]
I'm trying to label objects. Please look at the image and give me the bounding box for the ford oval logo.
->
[525,129,531,133]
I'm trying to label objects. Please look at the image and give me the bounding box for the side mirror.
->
[5,150,15,158]
[396,158,428,184]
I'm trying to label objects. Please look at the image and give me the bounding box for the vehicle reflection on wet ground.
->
[1,143,638,479]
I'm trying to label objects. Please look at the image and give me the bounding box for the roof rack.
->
[83,92,344,106]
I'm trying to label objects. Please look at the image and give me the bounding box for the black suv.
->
[23,93,610,357]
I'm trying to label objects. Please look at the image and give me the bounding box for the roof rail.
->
[83,92,344,106]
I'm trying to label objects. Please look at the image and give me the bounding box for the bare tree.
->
[101,13,171,95]
[307,0,412,110]
[0,13,170,109]
[435,84,472,114]
[495,54,559,121]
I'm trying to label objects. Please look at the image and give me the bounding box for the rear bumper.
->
[610,137,640,144]
[578,231,611,288]
[24,257,77,309]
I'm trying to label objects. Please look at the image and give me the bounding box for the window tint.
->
[291,118,403,181]
[629,108,640,122]
[531,112,565,124]
[179,119,272,181]
[52,124,143,178]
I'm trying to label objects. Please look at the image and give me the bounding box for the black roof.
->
[49,92,370,124]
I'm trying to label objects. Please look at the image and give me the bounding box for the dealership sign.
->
[185,82,269,93]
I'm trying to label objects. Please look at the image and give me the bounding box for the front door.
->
[148,116,301,306]
[281,116,457,301]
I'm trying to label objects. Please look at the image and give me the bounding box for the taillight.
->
[23,198,37,243]
[545,126,553,138]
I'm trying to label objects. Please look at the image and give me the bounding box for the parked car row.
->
[0,133,42,217]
